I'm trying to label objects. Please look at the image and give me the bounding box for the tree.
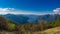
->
[7,23,16,31]
[53,16,60,27]
[38,19,46,31]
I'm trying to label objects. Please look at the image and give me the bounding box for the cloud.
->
[2,8,60,15]
[53,8,60,14]
[0,8,52,15]
[0,8,14,12]
[0,8,15,14]
[1,8,60,15]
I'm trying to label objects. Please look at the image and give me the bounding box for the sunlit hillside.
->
[33,27,60,34]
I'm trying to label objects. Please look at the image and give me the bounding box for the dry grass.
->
[43,27,60,34]
[33,27,60,34]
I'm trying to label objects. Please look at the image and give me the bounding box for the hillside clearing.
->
[33,27,60,34]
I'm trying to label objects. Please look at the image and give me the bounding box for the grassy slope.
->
[33,27,60,34]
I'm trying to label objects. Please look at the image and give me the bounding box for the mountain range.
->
[1,14,59,24]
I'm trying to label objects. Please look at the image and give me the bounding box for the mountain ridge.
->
[1,14,60,24]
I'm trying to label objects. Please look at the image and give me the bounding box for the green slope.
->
[0,16,16,31]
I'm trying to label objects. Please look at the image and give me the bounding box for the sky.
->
[0,0,60,15]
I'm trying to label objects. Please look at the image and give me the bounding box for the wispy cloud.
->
[0,8,15,14]
[0,8,59,15]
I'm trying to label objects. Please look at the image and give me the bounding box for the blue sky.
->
[0,0,60,15]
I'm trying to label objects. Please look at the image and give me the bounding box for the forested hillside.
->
[0,16,60,34]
